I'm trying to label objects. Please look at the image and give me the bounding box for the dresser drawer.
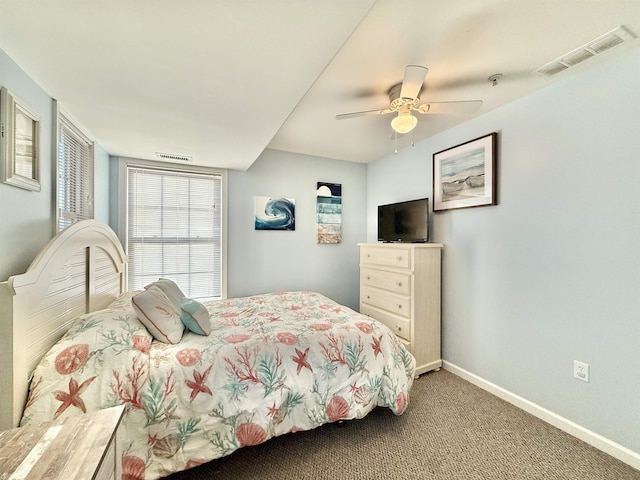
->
[361,285,411,319]
[361,267,411,295]
[360,304,411,342]
[360,246,412,270]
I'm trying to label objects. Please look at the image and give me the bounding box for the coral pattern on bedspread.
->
[21,291,416,480]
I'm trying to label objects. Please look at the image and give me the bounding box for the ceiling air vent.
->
[536,25,635,77]
[155,152,193,162]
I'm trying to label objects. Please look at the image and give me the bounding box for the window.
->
[56,110,94,232]
[126,165,224,299]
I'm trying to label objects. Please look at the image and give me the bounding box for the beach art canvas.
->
[433,133,497,212]
[255,196,295,230]
[316,182,342,244]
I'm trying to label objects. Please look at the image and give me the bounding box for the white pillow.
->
[144,278,185,311]
[131,286,184,344]
[180,298,212,336]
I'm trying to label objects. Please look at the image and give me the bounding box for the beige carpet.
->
[164,369,640,479]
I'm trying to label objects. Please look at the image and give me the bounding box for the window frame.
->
[117,157,228,299]
[55,102,95,233]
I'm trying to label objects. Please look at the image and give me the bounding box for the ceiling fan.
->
[336,65,482,134]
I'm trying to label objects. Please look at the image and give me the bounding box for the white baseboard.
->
[443,361,640,471]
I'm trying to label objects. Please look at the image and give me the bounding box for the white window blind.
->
[127,166,222,299]
[57,113,94,232]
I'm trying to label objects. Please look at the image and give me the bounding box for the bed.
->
[0,220,416,480]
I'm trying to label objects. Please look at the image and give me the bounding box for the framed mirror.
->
[1,86,41,191]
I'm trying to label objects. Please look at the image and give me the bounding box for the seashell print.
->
[132,335,151,354]
[353,384,370,405]
[151,433,181,458]
[122,455,146,480]
[309,323,332,331]
[236,422,267,447]
[355,322,373,334]
[54,344,89,374]
[276,332,297,345]
[175,348,201,366]
[223,333,251,344]
[326,395,350,422]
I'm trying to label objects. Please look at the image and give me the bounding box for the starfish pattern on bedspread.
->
[292,347,312,374]
[53,376,97,418]
[186,365,213,401]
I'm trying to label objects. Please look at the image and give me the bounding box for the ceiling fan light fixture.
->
[391,110,418,134]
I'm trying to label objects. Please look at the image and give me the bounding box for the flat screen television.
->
[377,198,429,243]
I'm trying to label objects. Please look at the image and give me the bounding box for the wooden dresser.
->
[358,242,443,376]
[0,405,126,480]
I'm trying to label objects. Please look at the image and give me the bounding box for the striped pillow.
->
[131,286,184,344]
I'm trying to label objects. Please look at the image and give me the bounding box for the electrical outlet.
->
[574,360,589,382]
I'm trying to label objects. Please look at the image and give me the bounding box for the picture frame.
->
[316,182,342,244]
[0,86,41,191]
[432,132,497,212]
[254,196,296,230]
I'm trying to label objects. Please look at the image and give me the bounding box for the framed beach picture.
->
[316,182,342,244]
[0,86,41,191]
[432,132,497,212]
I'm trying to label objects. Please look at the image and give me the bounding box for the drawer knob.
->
[395,326,401,332]
[397,304,402,309]
[396,256,402,261]
[396,281,402,287]
[367,276,371,280]
[366,295,370,299]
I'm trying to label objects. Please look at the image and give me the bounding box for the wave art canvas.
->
[255,196,296,230]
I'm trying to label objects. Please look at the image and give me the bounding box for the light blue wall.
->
[0,48,110,281]
[367,46,640,454]
[228,149,367,310]
[0,49,54,280]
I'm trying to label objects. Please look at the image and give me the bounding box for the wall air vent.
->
[155,152,193,162]
[536,25,635,77]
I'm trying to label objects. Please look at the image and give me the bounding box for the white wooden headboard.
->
[0,220,127,429]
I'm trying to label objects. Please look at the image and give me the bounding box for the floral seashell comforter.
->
[21,291,416,479]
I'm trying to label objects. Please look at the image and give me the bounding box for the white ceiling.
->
[1,1,639,171]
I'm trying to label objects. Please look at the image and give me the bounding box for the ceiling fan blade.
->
[416,100,482,114]
[335,108,393,120]
[400,65,428,100]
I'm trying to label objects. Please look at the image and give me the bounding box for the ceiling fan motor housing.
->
[388,83,420,111]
